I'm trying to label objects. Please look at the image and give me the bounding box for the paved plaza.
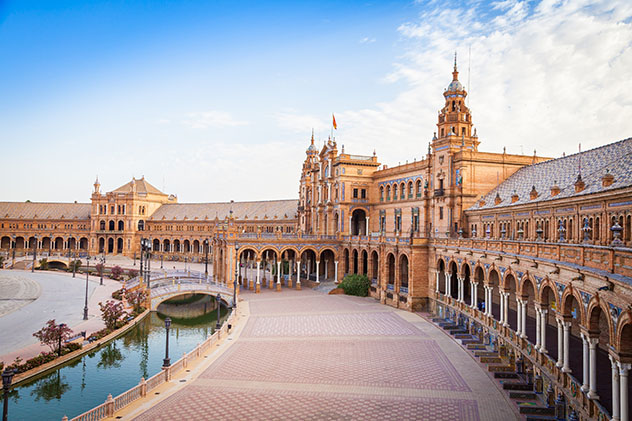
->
[131,288,520,420]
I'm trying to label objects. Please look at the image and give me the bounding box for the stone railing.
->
[66,310,236,421]
[435,237,632,281]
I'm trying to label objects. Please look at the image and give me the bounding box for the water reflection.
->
[10,304,228,420]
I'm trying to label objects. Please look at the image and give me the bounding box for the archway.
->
[387,253,395,286]
[118,220,124,231]
[108,238,114,253]
[260,248,279,287]
[0,236,9,250]
[117,238,123,254]
[352,249,358,274]
[319,249,336,281]
[54,237,64,251]
[522,277,537,343]
[343,248,350,275]
[562,293,585,385]
[462,264,471,303]
[489,269,501,321]
[437,259,446,294]
[370,250,379,282]
[449,261,458,299]
[351,209,367,235]
[540,285,557,360]
[99,238,105,253]
[474,266,485,310]
[80,237,88,250]
[505,274,518,332]
[399,254,409,290]
[587,304,614,413]
[163,239,170,252]
[174,240,181,253]
[361,249,368,275]
[15,237,25,249]
[153,239,160,251]
[301,249,318,283]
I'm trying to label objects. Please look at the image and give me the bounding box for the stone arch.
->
[448,260,459,299]
[318,246,338,261]
[561,288,586,326]
[342,248,350,274]
[370,249,379,281]
[616,313,632,353]
[437,258,446,294]
[360,249,368,275]
[350,208,367,235]
[399,254,409,289]
[387,253,395,285]
[586,298,614,345]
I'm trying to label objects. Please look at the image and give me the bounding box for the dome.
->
[447,79,464,91]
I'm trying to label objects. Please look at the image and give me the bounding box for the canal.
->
[7,304,229,420]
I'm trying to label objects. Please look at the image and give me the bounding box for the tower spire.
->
[452,51,459,81]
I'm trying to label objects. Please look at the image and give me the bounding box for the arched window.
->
[118,220,124,231]
[109,220,115,231]
[380,186,384,201]
[408,182,413,198]
[400,183,405,199]
[386,185,391,200]
[138,220,145,231]
[416,180,422,197]
[393,185,398,201]
[100,220,105,231]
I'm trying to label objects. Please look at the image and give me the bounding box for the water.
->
[6,307,229,421]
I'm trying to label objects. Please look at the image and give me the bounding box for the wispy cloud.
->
[183,111,248,129]
[360,37,376,44]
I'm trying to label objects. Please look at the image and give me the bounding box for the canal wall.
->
[156,294,217,318]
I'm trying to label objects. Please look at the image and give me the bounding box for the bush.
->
[125,289,147,312]
[69,259,82,272]
[99,300,127,330]
[39,258,49,270]
[338,274,371,297]
[110,265,123,280]
[127,269,138,279]
[111,288,125,300]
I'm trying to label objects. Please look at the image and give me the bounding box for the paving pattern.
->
[134,289,520,421]
[0,272,41,317]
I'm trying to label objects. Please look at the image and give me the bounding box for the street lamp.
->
[146,243,152,289]
[10,235,15,270]
[84,257,90,320]
[49,234,53,256]
[204,239,209,279]
[31,234,38,273]
[99,255,105,285]
[72,253,77,278]
[57,323,66,356]
[215,293,222,330]
[163,317,171,368]
[234,244,239,309]
[2,368,15,421]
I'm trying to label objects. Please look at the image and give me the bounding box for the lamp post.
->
[215,293,222,330]
[146,243,152,289]
[234,244,239,309]
[2,368,15,421]
[10,235,15,269]
[49,234,53,256]
[31,234,38,273]
[162,317,171,368]
[99,255,105,285]
[84,257,90,320]
[72,253,76,278]
[204,240,209,279]
[57,323,66,356]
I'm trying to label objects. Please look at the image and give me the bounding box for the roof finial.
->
[454,51,457,71]
[311,129,314,145]
[452,51,459,81]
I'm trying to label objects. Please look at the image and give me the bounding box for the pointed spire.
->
[311,128,314,144]
[452,51,459,81]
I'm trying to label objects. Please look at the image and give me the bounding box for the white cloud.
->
[338,0,632,168]
[360,37,376,44]
[183,111,248,129]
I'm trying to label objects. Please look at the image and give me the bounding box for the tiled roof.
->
[112,177,164,195]
[149,200,298,221]
[0,202,91,219]
[469,138,632,210]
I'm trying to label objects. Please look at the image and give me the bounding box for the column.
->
[457,277,462,302]
[435,271,440,293]
[471,282,478,308]
[256,260,261,285]
[581,333,589,392]
[296,261,301,289]
[503,293,509,326]
[315,260,320,283]
[365,217,369,236]
[556,319,564,367]
[485,286,491,316]
[445,273,450,297]
[588,337,599,399]
[562,321,571,373]
[334,261,339,283]
[324,260,328,279]
[611,355,621,421]
[499,291,505,324]
[349,216,352,235]
[276,261,281,284]
[535,307,541,349]
[540,309,548,353]
[521,301,527,339]
[619,362,630,421]
[516,298,523,336]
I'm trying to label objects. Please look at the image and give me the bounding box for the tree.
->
[38,258,49,270]
[33,320,73,356]
[69,260,81,272]
[337,274,371,297]
[98,300,126,330]
[110,265,123,280]
[125,289,147,313]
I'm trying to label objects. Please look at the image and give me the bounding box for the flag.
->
[332,114,337,130]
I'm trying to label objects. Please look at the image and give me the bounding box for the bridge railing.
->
[68,309,236,421]
[126,269,209,290]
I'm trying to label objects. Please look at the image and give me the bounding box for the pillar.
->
[611,355,621,421]
[499,291,505,324]
[334,261,339,283]
[516,297,524,338]
[521,301,527,339]
[540,309,548,353]
[276,261,281,292]
[471,282,478,308]
[588,337,599,399]
[315,260,320,283]
[435,271,440,293]
[485,286,491,316]
[256,260,261,293]
[619,362,630,421]
[556,319,564,367]
[445,273,450,297]
[581,333,589,392]
[503,292,509,327]
[456,277,462,302]
[365,216,369,236]
[562,321,571,373]
[296,260,301,290]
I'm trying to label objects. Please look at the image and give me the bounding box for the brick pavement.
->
[132,288,520,420]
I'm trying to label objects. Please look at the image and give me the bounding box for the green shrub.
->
[338,274,370,297]
[39,258,49,270]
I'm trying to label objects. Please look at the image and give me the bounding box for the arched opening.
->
[562,293,585,385]
[54,237,63,251]
[153,238,160,251]
[138,220,145,231]
[319,249,336,281]
[109,220,115,231]
[361,249,368,275]
[15,237,25,249]
[351,209,367,235]
[100,220,106,231]
[370,250,379,283]
[449,261,458,299]
[98,238,105,253]
[352,249,358,274]
[462,264,471,303]
[108,238,114,253]
[474,266,485,310]
[118,220,124,231]
[489,269,501,320]
[437,259,446,294]
[387,254,395,285]
[193,240,200,253]
[163,239,170,252]
[333,213,339,233]
[399,255,409,290]
[41,236,51,251]
[184,240,191,253]
[67,237,76,251]
[587,305,614,413]
[117,238,123,254]
[301,249,318,283]
[505,274,518,331]
[540,285,558,360]
[522,278,537,344]
[343,248,349,275]
[174,239,181,253]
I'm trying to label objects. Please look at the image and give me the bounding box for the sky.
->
[1,0,631,204]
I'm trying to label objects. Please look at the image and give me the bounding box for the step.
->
[518,404,555,416]
[488,364,514,372]
[494,372,520,379]
[526,415,558,421]
[449,329,469,335]
[432,318,448,323]
[474,351,498,357]
[503,382,534,391]
[467,344,487,350]
[461,339,481,345]
[442,325,461,331]
[480,356,502,364]
[510,391,537,400]
[453,333,472,339]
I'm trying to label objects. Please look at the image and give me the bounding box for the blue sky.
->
[1,0,632,203]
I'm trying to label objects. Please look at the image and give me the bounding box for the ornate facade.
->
[1,59,631,420]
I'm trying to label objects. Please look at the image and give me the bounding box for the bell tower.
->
[433,53,479,152]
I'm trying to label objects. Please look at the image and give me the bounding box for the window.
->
[393,185,398,200]
[138,220,145,231]
[111,206,115,214]
[416,180,422,197]
[439,207,444,220]
[462,127,466,136]
[380,186,384,201]
[353,188,358,199]
[361,189,366,199]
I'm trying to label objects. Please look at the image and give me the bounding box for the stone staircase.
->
[429,316,559,420]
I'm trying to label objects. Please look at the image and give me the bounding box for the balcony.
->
[434,188,444,197]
